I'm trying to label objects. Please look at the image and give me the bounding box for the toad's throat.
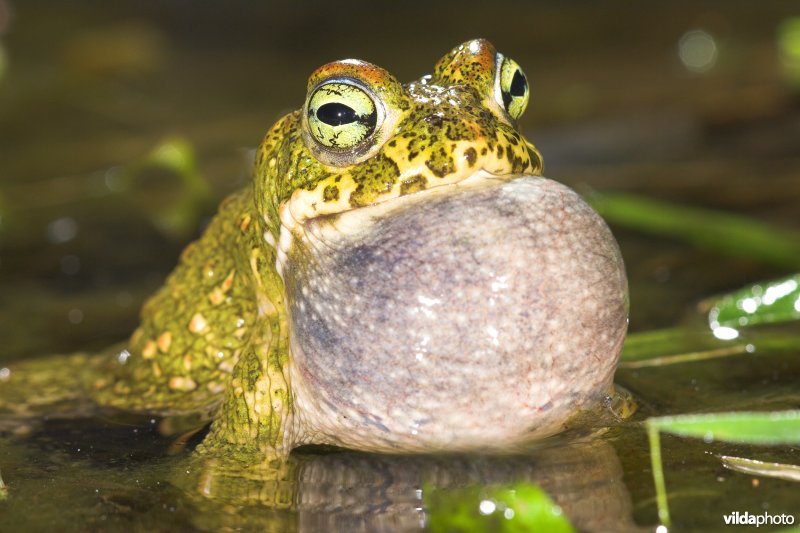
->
[275,169,510,280]
[282,175,628,452]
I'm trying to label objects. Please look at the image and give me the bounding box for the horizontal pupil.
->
[316,102,358,126]
[509,70,527,97]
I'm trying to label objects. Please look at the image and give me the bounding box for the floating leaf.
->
[707,274,800,329]
[647,411,800,445]
[720,455,800,482]
[425,482,574,533]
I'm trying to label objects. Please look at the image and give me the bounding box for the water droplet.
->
[68,308,84,324]
[740,297,758,314]
[712,326,738,340]
[478,499,496,515]
[47,217,78,244]
[117,349,131,364]
[104,166,126,192]
[678,29,718,72]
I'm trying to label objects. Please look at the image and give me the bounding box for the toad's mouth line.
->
[273,170,535,280]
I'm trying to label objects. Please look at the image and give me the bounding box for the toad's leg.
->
[193,231,296,460]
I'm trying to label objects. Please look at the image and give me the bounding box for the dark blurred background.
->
[1,0,799,359]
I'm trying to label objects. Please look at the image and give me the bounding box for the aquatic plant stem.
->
[0,468,7,500]
[620,344,747,368]
[647,422,671,526]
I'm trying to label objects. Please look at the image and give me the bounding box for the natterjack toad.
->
[1,39,629,460]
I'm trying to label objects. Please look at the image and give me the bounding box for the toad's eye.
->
[496,57,529,120]
[307,81,378,149]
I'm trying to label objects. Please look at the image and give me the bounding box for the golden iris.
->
[307,82,378,149]
[498,58,529,120]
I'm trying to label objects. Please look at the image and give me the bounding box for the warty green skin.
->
[1,39,547,460]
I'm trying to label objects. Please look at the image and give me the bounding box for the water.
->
[1,1,799,531]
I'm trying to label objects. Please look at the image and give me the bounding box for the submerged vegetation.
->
[426,483,574,533]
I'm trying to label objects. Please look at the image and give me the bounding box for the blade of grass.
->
[621,327,744,365]
[648,411,800,445]
[620,327,800,367]
[588,192,800,269]
[720,455,800,482]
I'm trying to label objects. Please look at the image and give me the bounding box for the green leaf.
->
[620,327,747,366]
[425,482,574,533]
[620,326,800,367]
[708,274,800,329]
[647,411,800,445]
[588,192,800,269]
[720,455,800,482]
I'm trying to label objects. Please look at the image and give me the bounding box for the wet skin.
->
[1,40,629,460]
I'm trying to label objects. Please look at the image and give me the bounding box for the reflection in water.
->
[181,438,643,532]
